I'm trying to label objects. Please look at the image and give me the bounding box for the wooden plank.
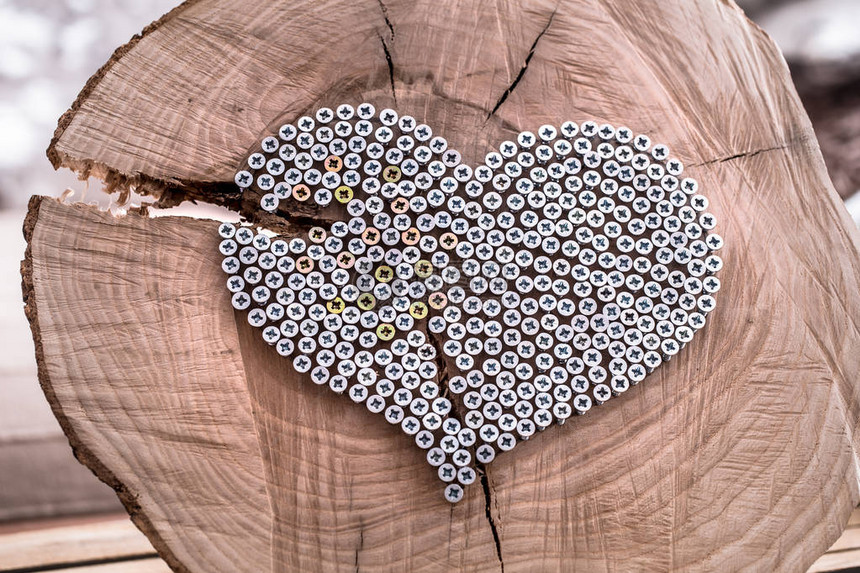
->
[0,515,156,571]
[0,513,131,536]
[58,558,171,573]
[806,506,860,572]
[809,548,860,573]
[827,527,860,554]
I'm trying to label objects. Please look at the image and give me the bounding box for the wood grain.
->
[27,0,860,571]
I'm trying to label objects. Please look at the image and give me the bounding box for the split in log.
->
[23,0,860,571]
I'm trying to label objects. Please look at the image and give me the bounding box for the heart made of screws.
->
[219,103,723,503]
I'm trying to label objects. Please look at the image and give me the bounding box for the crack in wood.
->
[46,154,244,212]
[372,0,397,106]
[376,0,394,39]
[425,329,450,402]
[277,211,332,229]
[694,144,791,166]
[425,329,504,571]
[477,462,504,572]
[486,7,557,120]
[354,525,364,573]
[378,34,397,104]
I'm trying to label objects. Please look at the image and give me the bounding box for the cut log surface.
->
[24,0,860,571]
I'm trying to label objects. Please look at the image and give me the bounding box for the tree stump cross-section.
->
[22,0,860,571]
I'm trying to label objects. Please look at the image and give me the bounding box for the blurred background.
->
[0,0,858,524]
[0,0,183,523]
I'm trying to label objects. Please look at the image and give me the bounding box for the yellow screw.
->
[326,297,345,314]
[377,324,396,341]
[335,185,353,203]
[374,265,393,283]
[409,301,428,319]
[383,165,401,183]
[357,293,377,311]
[414,260,433,278]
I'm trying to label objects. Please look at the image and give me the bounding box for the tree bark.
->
[23,0,860,571]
